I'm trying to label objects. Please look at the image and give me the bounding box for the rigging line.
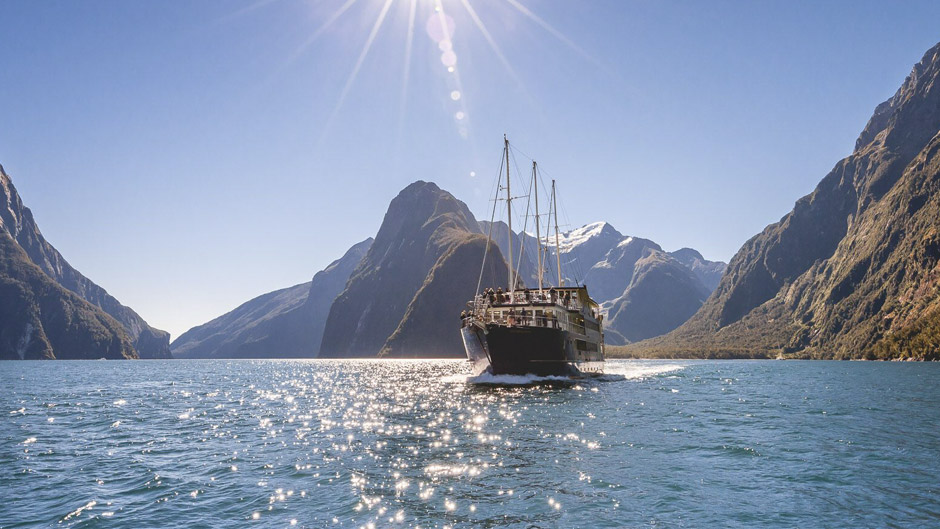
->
[534,164,553,284]
[514,166,534,288]
[557,189,585,285]
[476,148,507,296]
[543,182,557,284]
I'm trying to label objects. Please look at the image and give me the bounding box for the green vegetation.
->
[0,231,136,360]
[623,42,940,361]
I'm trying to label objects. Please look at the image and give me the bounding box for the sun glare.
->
[257,0,594,147]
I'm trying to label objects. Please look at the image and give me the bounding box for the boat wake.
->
[443,362,686,386]
[599,361,686,381]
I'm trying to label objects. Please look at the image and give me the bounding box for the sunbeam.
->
[396,0,418,148]
[457,0,525,93]
[317,0,396,149]
[284,0,360,69]
[504,0,607,71]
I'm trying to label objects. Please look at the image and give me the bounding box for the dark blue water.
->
[1,360,938,528]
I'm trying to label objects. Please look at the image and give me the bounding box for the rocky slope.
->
[171,239,372,358]
[0,164,170,359]
[668,248,726,292]
[604,250,712,344]
[319,181,508,358]
[0,230,136,360]
[624,41,940,360]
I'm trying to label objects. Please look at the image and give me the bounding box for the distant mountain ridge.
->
[170,238,373,358]
[1,164,165,359]
[624,41,940,360]
[177,183,726,358]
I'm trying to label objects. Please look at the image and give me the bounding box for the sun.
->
[241,0,597,147]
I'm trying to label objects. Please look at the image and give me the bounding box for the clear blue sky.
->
[2,0,939,339]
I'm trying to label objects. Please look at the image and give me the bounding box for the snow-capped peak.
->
[556,222,621,252]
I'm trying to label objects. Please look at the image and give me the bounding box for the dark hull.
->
[461,324,603,377]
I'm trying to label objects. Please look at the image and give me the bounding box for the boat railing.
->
[470,292,585,312]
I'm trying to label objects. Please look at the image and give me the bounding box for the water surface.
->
[2,359,938,528]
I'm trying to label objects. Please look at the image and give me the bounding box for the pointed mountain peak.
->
[557,222,623,251]
[373,181,479,250]
[669,247,705,263]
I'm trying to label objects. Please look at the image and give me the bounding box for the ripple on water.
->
[1,359,939,528]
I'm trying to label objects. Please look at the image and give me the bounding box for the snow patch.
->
[556,222,612,252]
[616,236,635,248]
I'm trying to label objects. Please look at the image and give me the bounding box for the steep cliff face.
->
[380,234,506,357]
[319,181,508,357]
[171,238,372,358]
[0,165,171,358]
[0,230,136,360]
[628,42,940,360]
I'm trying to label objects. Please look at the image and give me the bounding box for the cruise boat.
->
[460,136,605,376]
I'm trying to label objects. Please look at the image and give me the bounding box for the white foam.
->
[602,361,686,380]
[443,373,573,385]
[442,361,685,386]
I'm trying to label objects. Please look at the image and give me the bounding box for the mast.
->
[533,161,543,293]
[505,135,514,294]
[552,179,563,286]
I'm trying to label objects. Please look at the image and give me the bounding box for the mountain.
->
[668,248,726,292]
[0,230,136,360]
[604,250,712,344]
[0,164,170,359]
[170,238,372,358]
[481,219,726,345]
[319,181,508,358]
[623,42,940,360]
[479,220,539,288]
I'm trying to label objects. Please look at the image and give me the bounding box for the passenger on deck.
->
[563,291,571,308]
[549,287,557,304]
[520,307,528,326]
[496,287,504,305]
[508,308,516,326]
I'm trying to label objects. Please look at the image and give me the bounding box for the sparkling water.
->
[2,359,938,528]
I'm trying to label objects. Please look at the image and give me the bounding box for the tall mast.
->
[505,135,514,294]
[552,179,563,286]
[533,161,543,293]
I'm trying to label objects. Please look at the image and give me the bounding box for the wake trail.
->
[443,361,686,386]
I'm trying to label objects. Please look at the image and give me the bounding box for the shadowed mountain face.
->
[0,165,170,359]
[604,250,712,344]
[171,239,373,359]
[319,181,508,358]
[627,42,940,360]
[0,230,136,360]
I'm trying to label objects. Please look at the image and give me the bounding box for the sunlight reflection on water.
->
[2,359,939,528]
